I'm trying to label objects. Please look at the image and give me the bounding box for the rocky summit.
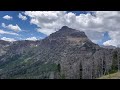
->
[0,26,120,79]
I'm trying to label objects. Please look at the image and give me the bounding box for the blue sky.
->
[97,32,111,45]
[0,11,113,46]
[0,11,46,41]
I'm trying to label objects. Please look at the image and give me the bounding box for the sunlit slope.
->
[98,72,120,79]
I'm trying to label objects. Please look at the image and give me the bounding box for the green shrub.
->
[60,74,65,79]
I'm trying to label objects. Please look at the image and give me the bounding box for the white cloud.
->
[103,31,120,47]
[0,29,19,36]
[2,23,21,31]
[103,39,120,47]
[18,13,27,20]
[3,15,13,20]
[24,11,120,47]
[1,37,16,42]
[37,28,56,36]
[84,30,104,43]
[26,37,38,41]
[1,23,6,28]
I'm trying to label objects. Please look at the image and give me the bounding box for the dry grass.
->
[98,72,120,79]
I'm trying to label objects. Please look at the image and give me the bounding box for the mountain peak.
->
[61,26,69,28]
[43,26,95,47]
[49,26,88,39]
[61,26,70,29]
[60,26,77,32]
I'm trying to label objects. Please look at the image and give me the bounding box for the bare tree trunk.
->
[118,53,119,72]
[79,62,82,79]
[102,52,106,75]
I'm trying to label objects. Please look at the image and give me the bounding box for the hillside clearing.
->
[98,72,120,79]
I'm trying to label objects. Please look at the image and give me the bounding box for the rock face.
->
[0,26,120,79]
[0,40,11,56]
[100,45,116,49]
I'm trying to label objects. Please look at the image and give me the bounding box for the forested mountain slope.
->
[0,26,120,79]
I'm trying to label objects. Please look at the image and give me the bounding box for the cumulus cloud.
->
[26,37,38,41]
[24,11,120,47]
[1,37,16,42]
[103,31,120,47]
[2,23,21,31]
[3,15,13,20]
[18,13,27,20]
[84,30,104,43]
[0,29,19,36]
